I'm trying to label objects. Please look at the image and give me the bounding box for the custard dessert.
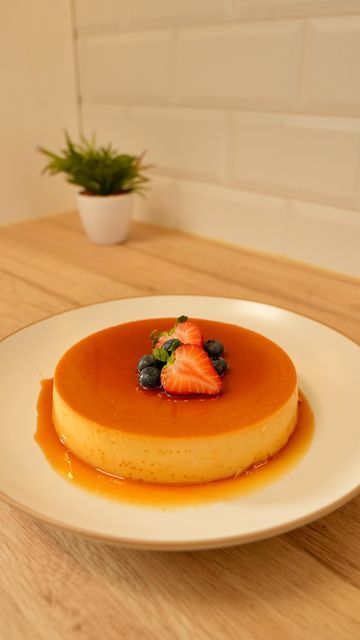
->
[52,317,298,485]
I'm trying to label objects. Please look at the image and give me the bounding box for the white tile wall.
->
[177,21,303,110]
[75,0,128,33]
[302,16,360,117]
[75,0,360,277]
[134,177,289,254]
[235,0,360,20]
[129,0,233,28]
[78,32,174,103]
[82,105,227,181]
[133,176,179,227]
[229,113,360,208]
[288,201,360,277]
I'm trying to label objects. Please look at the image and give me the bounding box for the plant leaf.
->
[38,132,151,195]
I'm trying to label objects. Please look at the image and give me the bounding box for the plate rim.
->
[0,482,359,550]
[1,294,360,550]
[1,293,359,350]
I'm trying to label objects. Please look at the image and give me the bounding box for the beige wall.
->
[76,0,360,277]
[0,1,78,224]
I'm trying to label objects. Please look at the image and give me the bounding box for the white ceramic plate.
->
[1,296,359,550]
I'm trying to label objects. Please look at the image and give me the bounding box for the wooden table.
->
[0,212,359,640]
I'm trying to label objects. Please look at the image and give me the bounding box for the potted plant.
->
[39,132,149,244]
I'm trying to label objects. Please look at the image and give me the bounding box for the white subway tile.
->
[82,105,227,181]
[175,182,289,253]
[74,0,128,32]
[78,32,174,103]
[129,0,232,28]
[230,113,360,208]
[133,176,179,227]
[81,104,134,153]
[135,178,288,254]
[177,21,303,110]
[287,201,360,277]
[235,0,360,19]
[302,16,360,117]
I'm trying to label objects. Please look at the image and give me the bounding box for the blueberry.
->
[139,366,161,389]
[204,339,224,358]
[137,354,163,372]
[161,338,182,353]
[212,357,228,376]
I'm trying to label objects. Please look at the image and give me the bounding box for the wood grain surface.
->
[0,212,359,640]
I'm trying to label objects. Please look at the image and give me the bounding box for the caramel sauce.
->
[35,380,314,507]
[54,318,298,438]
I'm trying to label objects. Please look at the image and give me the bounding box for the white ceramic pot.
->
[77,192,133,245]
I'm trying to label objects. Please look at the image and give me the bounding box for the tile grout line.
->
[69,0,83,136]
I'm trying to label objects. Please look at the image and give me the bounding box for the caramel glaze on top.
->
[54,318,297,438]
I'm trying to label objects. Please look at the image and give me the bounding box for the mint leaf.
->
[152,347,170,363]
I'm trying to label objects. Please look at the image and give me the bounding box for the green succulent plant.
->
[38,132,150,196]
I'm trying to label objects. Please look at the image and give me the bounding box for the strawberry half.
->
[153,316,203,349]
[161,344,222,396]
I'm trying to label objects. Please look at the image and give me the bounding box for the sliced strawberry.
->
[174,320,203,347]
[154,317,203,349]
[161,345,222,396]
[155,334,175,348]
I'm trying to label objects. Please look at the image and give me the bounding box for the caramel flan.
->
[52,318,298,484]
